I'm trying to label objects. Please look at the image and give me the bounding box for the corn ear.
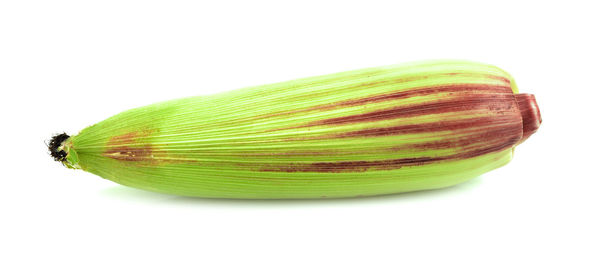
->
[50,60,541,199]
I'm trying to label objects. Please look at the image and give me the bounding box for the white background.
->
[1,1,598,262]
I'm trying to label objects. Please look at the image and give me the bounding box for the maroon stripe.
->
[257,131,521,173]
[255,121,522,173]
[257,142,517,173]
[396,124,522,151]
[296,93,516,128]
[333,116,520,139]
[253,83,512,121]
[239,121,522,157]
[326,83,511,109]
[277,116,521,141]
[258,157,446,173]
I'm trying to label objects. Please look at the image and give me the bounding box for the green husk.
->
[54,60,539,199]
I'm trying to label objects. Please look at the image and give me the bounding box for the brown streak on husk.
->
[103,130,175,164]
[104,145,155,162]
[258,157,446,173]
[333,116,520,139]
[255,123,522,173]
[253,82,512,122]
[296,93,515,128]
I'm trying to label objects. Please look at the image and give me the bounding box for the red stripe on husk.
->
[256,120,523,173]
[254,83,512,121]
[257,140,519,173]
[297,93,516,127]
[335,116,520,138]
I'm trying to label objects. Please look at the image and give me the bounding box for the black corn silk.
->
[49,133,70,162]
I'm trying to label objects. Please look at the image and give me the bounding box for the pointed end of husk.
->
[515,93,542,144]
[48,133,81,169]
